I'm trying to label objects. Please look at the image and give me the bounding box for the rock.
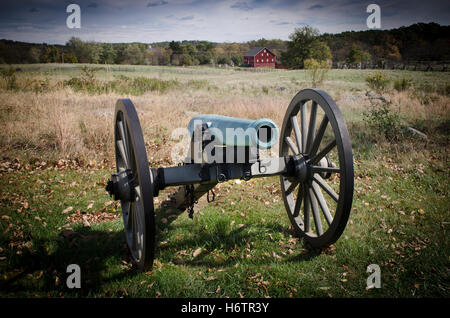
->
[366,91,391,104]
[405,127,427,139]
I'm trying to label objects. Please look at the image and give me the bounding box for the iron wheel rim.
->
[279,89,354,248]
[114,98,155,270]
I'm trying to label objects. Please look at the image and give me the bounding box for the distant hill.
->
[0,22,448,65]
[321,22,450,63]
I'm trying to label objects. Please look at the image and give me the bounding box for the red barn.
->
[243,47,276,68]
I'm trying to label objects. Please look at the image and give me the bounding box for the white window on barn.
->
[257,59,259,62]
[267,53,269,56]
[272,58,274,62]
[264,49,266,53]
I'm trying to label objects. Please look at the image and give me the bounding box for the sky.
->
[0,0,449,44]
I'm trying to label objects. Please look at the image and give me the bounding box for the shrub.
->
[131,77,179,94]
[393,76,413,91]
[1,67,18,90]
[187,80,208,90]
[80,66,101,86]
[365,72,391,93]
[304,58,330,86]
[363,102,403,141]
[31,78,51,93]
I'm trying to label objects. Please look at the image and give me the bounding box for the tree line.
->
[0,22,448,68]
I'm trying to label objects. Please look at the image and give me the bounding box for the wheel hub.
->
[293,154,310,183]
[106,169,135,201]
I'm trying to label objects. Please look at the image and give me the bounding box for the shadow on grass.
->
[154,203,322,268]
[0,226,135,296]
[1,203,324,296]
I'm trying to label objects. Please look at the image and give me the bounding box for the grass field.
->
[0,64,449,297]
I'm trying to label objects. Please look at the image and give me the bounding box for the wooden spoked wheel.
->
[114,98,155,270]
[279,89,354,249]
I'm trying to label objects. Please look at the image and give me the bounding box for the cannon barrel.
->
[187,114,279,149]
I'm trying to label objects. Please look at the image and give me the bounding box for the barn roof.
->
[244,47,275,57]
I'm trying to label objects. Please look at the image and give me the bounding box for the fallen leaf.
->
[62,207,73,214]
[104,201,114,207]
[272,252,281,259]
[193,248,202,258]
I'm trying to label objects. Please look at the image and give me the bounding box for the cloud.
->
[179,15,194,21]
[147,1,168,7]
[1,0,449,44]
[230,2,253,11]
[308,4,324,10]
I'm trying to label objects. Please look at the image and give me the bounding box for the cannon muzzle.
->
[187,114,279,149]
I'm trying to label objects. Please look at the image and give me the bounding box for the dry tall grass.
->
[0,66,449,168]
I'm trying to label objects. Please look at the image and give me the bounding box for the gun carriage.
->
[106,89,354,270]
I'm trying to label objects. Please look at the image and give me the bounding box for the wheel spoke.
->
[117,118,136,172]
[311,139,336,164]
[309,187,323,236]
[309,116,329,157]
[285,179,299,195]
[306,101,317,154]
[290,116,302,153]
[117,120,129,156]
[311,165,340,174]
[293,185,303,217]
[311,182,333,226]
[303,186,311,232]
[300,102,308,153]
[313,174,339,203]
[116,139,129,168]
[285,136,299,155]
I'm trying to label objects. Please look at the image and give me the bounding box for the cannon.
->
[106,89,354,270]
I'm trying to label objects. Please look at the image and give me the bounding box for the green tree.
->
[346,44,371,64]
[196,41,213,53]
[231,55,242,66]
[28,47,41,63]
[281,26,331,69]
[100,43,117,64]
[122,44,144,65]
[184,43,197,56]
[169,41,183,54]
[66,37,101,63]
[217,56,229,65]
[40,45,60,63]
[63,53,78,63]
[198,51,213,64]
